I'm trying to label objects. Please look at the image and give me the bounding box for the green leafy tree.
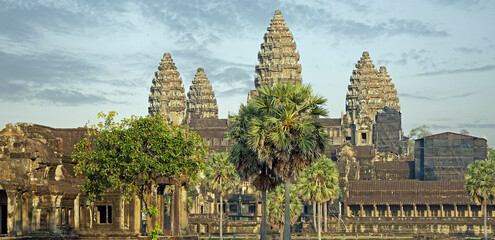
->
[228,103,281,240]
[465,159,495,240]
[249,83,329,240]
[407,125,432,155]
[460,129,470,135]
[298,156,339,240]
[204,152,239,240]
[267,184,303,240]
[72,112,207,239]
[488,148,495,161]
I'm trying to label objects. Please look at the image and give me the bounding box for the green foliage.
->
[407,124,432,155]
[465,159,495,240]
[249,83,329,181]
[228,103,281,191]
[298,156,340,203]
[408,124,432,139]
[488,148,495,161]
[465,159,495,205]
[460,129,470,135]
[204,152,239,194]
[266,184,302,230]
[71,112,207,236]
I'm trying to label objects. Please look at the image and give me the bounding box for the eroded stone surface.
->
[148,53,187,125]
[249,10,302,99]
[186,67,219,121]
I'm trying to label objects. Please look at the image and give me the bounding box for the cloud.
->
[399,91,479,102]
[439,91,479,100]
[399,93,433,100]
[458,123,495,129]
[455,47,482,54]
[416,65,495,76]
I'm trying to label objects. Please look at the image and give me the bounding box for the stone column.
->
[74,194,80,229]
[468,205,472,217]
[440,205,444,217]
[14,193,22,236]
[6,190,16,236]
[413,204,417,217]
[21,195,29,233]
[360,204,364,217]
[426,205,431,217]
[454,204,458,218]
[400,204,404,217]
[373,204,377,217]
[179,184,189,236]
[134,196,141,234]
[32,196,40,230]
[172,184,180,235]
[51,195,61,234]
[387,204,391,217]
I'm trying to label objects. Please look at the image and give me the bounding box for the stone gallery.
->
[0,10,493,238]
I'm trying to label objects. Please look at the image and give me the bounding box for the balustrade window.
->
[97,205,112,224]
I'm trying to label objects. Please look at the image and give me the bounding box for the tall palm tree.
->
[298,156,340,240]
[249,83,329,240]
[465,159,495,240]
[204,152,239,240]
[229,103,281,240]
[267,184,303,240]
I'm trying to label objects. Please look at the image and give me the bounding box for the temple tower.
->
[148,53,187,125]
[186,67,219,121]
[343,51,401,146]
[249,10,302,99]
[378,66,400,111]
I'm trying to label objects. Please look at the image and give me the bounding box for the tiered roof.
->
[346,51,400,119]
[148,53,187,125]
[250,10,302,99]
[186,67,218,120]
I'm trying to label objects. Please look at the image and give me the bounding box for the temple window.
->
[97,205,113,224]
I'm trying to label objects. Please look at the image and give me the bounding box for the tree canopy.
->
[204,152,239,240]
[465,159,495,240]
[71,112,207,237]
[247,83,329,240]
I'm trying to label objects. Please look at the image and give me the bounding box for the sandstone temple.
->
[0,9,493,239]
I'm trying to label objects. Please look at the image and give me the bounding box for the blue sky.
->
[1,0,494,147]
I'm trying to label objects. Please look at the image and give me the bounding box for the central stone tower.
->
[249,10,302,99]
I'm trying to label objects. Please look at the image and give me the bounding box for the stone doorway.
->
[0,190,7,235]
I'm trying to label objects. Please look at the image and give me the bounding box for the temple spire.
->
[249,10,302,99]
[343,51,401,146]
[148,53,187,125]
[186,67,219,121]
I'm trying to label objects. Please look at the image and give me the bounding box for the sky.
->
[1,0,494,147]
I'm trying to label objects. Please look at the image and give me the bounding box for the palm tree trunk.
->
[317,201,322,240]
[283,180,291,240]
[312,201,317,232]
[220,194,223,240]
[261,190,267,240]
[324,201,328,232]
[483,199,487,240]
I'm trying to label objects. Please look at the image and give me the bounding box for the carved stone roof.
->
[345,51,400,123]
[187,67,219,121]
[148,53,187,125]
[250,10,302,99]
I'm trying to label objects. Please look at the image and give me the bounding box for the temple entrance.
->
[0,190,7,234]
[157,185,172,235]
